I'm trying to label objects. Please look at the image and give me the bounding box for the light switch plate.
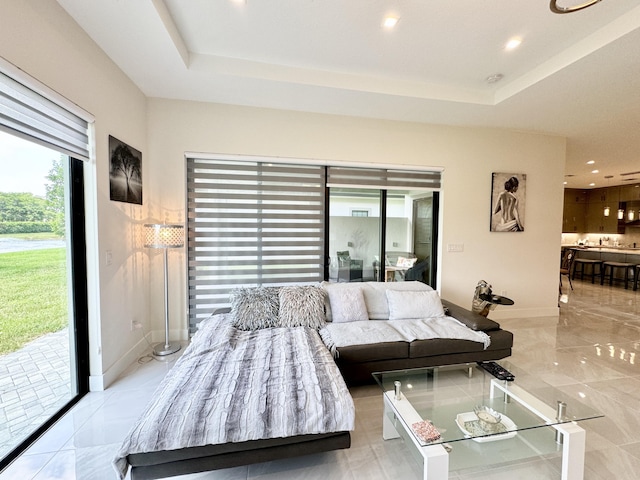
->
[447,243,464,252]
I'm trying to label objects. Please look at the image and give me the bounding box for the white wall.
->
[0,0,150,389]
[148,98,566,327]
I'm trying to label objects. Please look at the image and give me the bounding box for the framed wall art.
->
[109,135,142,205]
[490,172,526,232]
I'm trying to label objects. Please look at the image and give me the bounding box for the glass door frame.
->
[324,185,440,288]
[0,156,89,471]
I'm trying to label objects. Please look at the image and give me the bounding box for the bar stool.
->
[634,265,640,291]
[601,261,636,289]
[572,258,603,284]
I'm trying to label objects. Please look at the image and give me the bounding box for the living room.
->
[1,1,639,478]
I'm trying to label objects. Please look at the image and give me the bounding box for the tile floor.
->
[2,278,640,479]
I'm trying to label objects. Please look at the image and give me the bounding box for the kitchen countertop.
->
[562,245,640,254]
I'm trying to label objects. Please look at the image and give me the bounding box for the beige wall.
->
[148,98,566,330]
[1,0,149,389]
[1,1,566,389]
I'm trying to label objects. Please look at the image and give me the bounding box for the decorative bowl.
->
[473,405,502,427]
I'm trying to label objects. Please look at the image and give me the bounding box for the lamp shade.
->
[144,224,184,249]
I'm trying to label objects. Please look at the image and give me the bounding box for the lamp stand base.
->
[153,342,181,357]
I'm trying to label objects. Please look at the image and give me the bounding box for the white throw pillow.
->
[327,287,369,323]
[386,289,445,320]
[363,281,432,319]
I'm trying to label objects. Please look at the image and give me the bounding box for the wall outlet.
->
[131,320,142,331]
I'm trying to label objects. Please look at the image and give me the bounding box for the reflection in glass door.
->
[328,187,439,287]
[328,189,381,282]
[0,130,87,467]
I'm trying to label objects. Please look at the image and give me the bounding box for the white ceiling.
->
[56,0,640,189]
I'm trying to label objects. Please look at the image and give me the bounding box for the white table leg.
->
[422,444,449,480]
[382,392,449,479]
[383,395,401,440]
[556,422,586,480]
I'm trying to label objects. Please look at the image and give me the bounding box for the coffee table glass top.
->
[372,363,603,446]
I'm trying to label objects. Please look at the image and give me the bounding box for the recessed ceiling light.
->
[563,181,568,185]
[383,16,399,28]
[591,169,599,174]
[505,38,522,50]
[589,183,596,186]
[586,160,595,165]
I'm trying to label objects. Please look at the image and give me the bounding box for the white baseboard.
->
[489,306,559,320]
[89,332,153,391]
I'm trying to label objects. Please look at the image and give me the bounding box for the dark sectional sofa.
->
[332,297,513,385]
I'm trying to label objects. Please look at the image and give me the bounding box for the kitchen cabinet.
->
[620,184,640,202]
[585,201,618,233]
[592,186,619,204]
[562,189,587,233]
[562,187,619,234]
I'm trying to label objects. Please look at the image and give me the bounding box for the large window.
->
[328,189,439,286]
[0,62,90,469]
[186,157,326,333]
[0,132,89,468]
[186,158,441,332]
[327,166,440,287]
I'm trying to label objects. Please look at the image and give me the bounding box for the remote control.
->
[477,362,515,381]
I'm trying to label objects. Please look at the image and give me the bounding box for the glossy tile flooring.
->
[2,279,640,479]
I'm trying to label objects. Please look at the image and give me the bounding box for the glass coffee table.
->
[373,364,603,480]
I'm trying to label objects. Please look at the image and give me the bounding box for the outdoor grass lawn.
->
[0,248,67,354]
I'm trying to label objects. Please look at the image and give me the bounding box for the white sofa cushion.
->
[327,287,369,323]
[321,281,432,320]
[386,289,445,321]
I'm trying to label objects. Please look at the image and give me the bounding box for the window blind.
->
[187,158,326,333]
[327,166,441,190]
[0,70,91,161]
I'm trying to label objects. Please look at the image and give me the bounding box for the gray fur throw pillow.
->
[230,287,280,330]
[278,286,326,329]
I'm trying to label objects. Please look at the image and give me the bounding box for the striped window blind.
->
[186,158,326,333]
[327,166,441,190]
[0,69,91,161]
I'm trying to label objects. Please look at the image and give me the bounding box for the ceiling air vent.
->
[620,171,640,176]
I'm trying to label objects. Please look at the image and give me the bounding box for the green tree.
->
[0,192,47,222]
[45,157,65,237]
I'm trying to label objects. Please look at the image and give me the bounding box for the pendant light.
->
[603,175,613,217]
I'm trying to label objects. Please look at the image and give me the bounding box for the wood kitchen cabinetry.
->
[562,189,587,233]
[620,184,640,202]
[563,187,621,234]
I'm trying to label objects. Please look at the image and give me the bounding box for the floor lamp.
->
[144,223,184,356]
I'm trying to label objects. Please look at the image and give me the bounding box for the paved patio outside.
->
[0,329,71,459]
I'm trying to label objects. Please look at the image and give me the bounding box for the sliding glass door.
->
[328,187,439,287]
[0,130,88,468]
